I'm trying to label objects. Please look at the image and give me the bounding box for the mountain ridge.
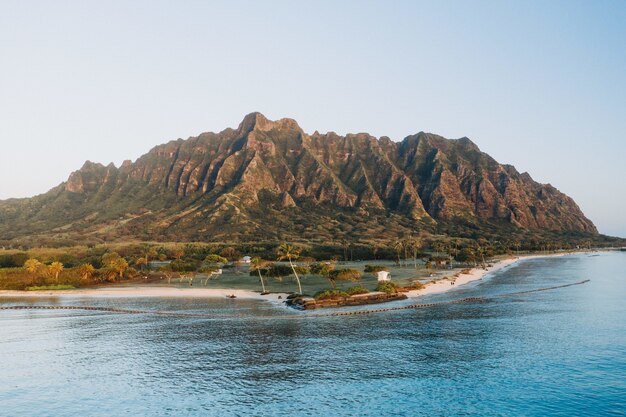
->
[0,112,598,246]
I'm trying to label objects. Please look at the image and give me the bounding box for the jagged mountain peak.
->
[80,160,107,170]
[238,112,302,134]
[0,114,598,244]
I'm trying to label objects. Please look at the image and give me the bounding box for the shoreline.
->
[406,252,571,298]
[0,286,291,302]
[0,252,583,302]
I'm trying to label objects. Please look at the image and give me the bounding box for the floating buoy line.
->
[0,280,590,319]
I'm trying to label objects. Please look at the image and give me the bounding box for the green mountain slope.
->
[0,113,599,246]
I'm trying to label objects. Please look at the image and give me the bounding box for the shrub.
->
[376,281,398,294]
[364,265,386,273]
[294,265,310,275]
[204,254,228,264]
[55,254,79,268]
[26,284,75,291]
[0,252,29,268]
[398,281,425,291]
[314,289,349,300]
[264,264,293,277]
[219,247,239,261]
[125,267,140,279]
[258,263,309,277]
[167,259,200,272]
[329,268,362,281]
[345,286,369,296]
[410,281,425,290]
[325,268,361,289]
[310,262,335,276]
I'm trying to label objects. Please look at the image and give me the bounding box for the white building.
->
[241,256,252,264]
[377,270,391,282]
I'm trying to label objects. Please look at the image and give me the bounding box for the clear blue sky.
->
[1,0,624,237]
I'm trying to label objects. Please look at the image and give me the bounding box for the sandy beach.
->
[0,286,290,301]
[406,252,570,298]
[0,252,576,302]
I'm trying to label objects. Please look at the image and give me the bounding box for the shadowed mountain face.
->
[0,113,597,244]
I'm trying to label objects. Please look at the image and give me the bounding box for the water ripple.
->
[1,253,625,416]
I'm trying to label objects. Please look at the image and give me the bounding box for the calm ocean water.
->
[1,252,624,416]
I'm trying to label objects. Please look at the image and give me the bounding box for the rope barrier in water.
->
[0,279,590,319]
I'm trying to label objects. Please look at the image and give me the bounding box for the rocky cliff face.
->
[0,113,597,244]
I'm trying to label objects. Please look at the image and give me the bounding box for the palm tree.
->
[135,257,148,270]
[277,243,303,295]
[476,244,487,268]
[103,267,119,282]
[112,258,129,280]
[48,262,64,283]
[24,258,42,275]
[448,240,460,261]
[77,263,95,282]
[140,246,158,271]
[409,237,423,269]
[250,257,268,294]
[392,240,403,266]
[371,245,380,260]
[102,251,121,266]
[340,239,349,262]
[402,238,411,265]
[432,241,444,257]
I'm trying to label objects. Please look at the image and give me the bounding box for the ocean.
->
[1,252,624,416]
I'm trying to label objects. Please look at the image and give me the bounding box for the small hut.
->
[377,270,391,282]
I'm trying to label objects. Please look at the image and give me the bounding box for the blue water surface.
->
[1,252,625,416]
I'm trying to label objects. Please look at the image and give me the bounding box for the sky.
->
[0,0,624,237]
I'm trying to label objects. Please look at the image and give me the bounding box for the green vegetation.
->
[0,265,83,290]
[310,261,336,276]
[327,268,362,288]
[26,284,75,291]
[345,286,369,296]
[250,257,268,293]
[0,237,619,293]
[167,259,201,272]
[2,113,624,264]
[48,261,64,282]
[252,263,308,278]
[277,243,303,295]
[376,281,399,294]
[364,265,386,273]
[0,252,29,268]
[314,289,349,300]
[77,263,95,282]
[314,286,369,300]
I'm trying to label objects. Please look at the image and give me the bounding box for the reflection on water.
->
[1,253,625,416]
